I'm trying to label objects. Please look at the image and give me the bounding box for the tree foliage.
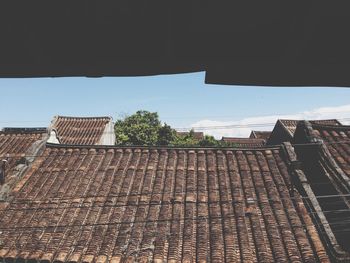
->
[199,135,221,146]
[114,110,221,147]
[172,129,200,147]
[158,123,177,146]
[115,111,173,145]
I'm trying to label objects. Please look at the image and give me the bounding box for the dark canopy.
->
[1,0,349,86]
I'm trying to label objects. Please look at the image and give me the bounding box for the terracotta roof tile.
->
[267,119,341,145]
[221,137,266,147]
[311,123,350,181]
[0,129,46,173]
[52,116,112,145]
[0,144,329,262]
[249,131,271,140]
[293,122,350,260]
[280,119,341,137]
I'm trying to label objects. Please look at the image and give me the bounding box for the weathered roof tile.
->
[268,119,341,145]
[0,129,47,199]
[0,144,329,262]
[309,123,350,182]
[51,116,113,145]
[249,130,272,140]
[280,119,341,137]
[221,137,266,147]
[293,122,350,261]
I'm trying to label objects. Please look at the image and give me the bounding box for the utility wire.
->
[0,210,350,232]
[2,199,350,213]
[176,118,350,131]
[2,191,350,212]
[1,117,350,131]
[8,191,350,204]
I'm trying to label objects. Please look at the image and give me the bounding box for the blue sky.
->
[1,72,350,137]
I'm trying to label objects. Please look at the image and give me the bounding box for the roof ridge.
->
[221,136,263,139]
[45,142,281,151]
[56,115,112,120]
[279,118,340,122]
[311,123,350,130]
[251,130,271,133]
[0,128,47,135]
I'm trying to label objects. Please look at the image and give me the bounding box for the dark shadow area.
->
[295,145,350,252]
[1,0,350,86]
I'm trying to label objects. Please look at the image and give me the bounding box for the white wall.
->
[98,120,115,145]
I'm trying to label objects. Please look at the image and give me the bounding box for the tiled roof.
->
[293,122,350,261]
[249,131,271,140]
[0,129,46,170]
[176,131,204,140]
[267,119,342,145]
[52,116,112,145]
[221,137,266,147]
[279,119,341,137]
[311,123,350,179]
[0,144,329,262]
[0,129,47,200]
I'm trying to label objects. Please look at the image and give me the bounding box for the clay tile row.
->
[0,145,329,262]
[51,116,114,145]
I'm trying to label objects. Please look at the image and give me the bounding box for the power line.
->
[163,110,350,120]
[1,117,350,131]
[2,191,350,212]
[175,117,350,130]
[0,209,350,232]
[2,199,350,213]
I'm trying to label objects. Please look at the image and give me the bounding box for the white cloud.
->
[187,104,350,139]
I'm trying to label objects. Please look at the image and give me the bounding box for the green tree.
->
[172,130,200,146]
[115,111,161,145]
[115,110,221,147]
[115,111,177,146]
[199,135,220,147]
[158,123,177,145]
